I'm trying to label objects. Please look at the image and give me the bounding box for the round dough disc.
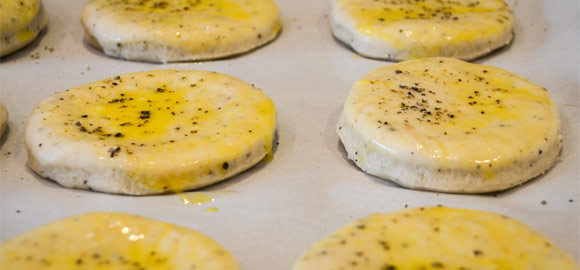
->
[81,0,282,63]
[293,207,578,270]
[25,70,276,195]
[337,58,562,193]
[0,0,47,57]
[1,212,239,270]
[331,0,514,61]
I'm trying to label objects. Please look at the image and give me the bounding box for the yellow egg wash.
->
[336,0,513,58]
[31,70,276,194]
[179,193,215,205]
[124,0,251,19]
[262,150,274,162]
[16,29,35,43]
[84,86,185,143]
[345,58,560,171]
[206,207,219,212]
[293,207,579,270]
[0,213,239,269]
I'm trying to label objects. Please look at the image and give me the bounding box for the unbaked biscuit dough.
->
[0,0,47,57]
[25,70,276,195]
[294,207,579,270]
[81,0,282,63]
[331,0,514,61]
[1,212,240,270]
[337,58,562,193]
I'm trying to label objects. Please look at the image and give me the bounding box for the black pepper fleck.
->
[108,146,121,158]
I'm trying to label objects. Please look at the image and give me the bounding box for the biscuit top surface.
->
[333,0,513,58]
[343,58,560,171]
[0,212,239,270]
[0,0,40,34]
[27,70,276,191]
[294,207,578,270]
[82,0,281,52]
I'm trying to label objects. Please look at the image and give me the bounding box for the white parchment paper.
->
[1,0,578,268]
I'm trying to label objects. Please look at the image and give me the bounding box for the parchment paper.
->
[1,0,578,268]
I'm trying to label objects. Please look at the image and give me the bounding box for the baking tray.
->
[1,0,578,268]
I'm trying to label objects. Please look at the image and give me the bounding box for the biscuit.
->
[331,0,514,60]
[25,70,276,195]
[1,212,239,270]
[294,207,578,270]
[81,0,282,63]
[337,58,562,193]
[0,0,47,57]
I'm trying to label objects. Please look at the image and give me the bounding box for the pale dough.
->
[1,212,240,270]
[331,0,514,61]
[0,0,47,57]
[337,58,562,193]
[81,0,282,63]
[294,207,578,270]
[25,70,276,195]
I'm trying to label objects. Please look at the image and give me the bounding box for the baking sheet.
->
[1,0,578,267]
